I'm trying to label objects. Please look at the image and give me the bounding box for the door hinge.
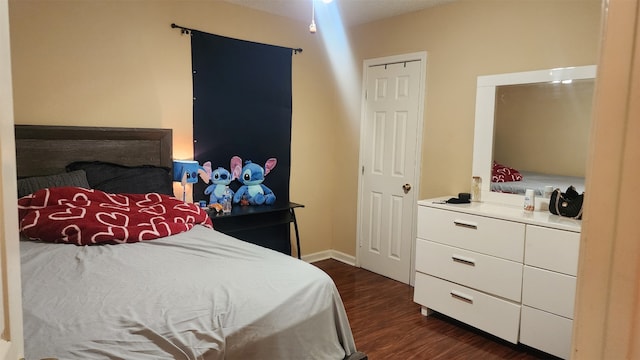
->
[361,166,364,175]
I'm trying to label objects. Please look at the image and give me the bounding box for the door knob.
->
[402,184,412,194]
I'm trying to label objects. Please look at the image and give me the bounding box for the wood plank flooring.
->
[313,259,558,360]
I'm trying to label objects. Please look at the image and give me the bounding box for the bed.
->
[490,171,585,196]
[15,125,366,360]
[490,162,585,196]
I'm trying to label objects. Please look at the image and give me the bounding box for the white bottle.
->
[471,176,482,202]
[524,189,535,212]
[222,187,232,214]
[537,185,553,212]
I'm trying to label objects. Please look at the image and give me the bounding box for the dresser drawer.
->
[417,206,525,262]
[522,266,576,318]
[414,272,521,343]
[416,239,523,301]
[525,225,580,275]
[520,305,573,359]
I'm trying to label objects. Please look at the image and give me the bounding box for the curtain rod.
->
[170,23,303,54]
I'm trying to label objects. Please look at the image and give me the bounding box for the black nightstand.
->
[208,201,304,258]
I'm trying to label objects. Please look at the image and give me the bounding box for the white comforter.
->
[20,225,357,359]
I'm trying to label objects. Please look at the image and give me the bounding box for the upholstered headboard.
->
[14,125,172,178]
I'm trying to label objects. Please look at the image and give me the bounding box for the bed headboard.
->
[15,125,172,178]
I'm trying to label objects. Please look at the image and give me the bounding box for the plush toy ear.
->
[197,161,212,184]
[230,156,243,180]
[264,158,277,175]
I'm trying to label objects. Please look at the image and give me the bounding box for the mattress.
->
[20,225,358,360]
[491,171,585,196]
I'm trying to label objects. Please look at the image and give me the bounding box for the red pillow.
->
[492,162,523,182]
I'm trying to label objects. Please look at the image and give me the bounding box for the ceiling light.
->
[309,0,317,33]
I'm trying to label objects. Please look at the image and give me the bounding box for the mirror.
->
[472,65,596,201]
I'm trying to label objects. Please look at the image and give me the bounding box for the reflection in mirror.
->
[492,79,594,194]
[472,65,596,201]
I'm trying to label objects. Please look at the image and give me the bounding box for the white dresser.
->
[413,198,581,359]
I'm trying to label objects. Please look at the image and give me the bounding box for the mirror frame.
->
[472,65,597,203]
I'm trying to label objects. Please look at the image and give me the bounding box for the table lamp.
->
[172,160,200,202]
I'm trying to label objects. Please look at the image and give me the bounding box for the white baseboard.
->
[302,249,358,266]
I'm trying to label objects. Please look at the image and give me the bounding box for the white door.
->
[0,2,25,358]
[357,53,426,284]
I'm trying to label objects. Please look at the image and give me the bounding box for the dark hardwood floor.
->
[313,259,558,360]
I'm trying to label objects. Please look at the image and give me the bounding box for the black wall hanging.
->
[190,30,294,206]
[173,24,302,255]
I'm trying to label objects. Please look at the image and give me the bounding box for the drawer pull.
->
[452,255,476,266]
[453,220,478,230]
[450,290,474,304]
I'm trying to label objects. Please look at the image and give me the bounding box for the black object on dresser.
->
[209,202,304,258]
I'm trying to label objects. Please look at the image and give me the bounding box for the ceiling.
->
[221,0,454,27]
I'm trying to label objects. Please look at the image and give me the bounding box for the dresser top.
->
[418,197,582,233]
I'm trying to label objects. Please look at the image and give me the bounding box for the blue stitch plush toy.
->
[231,155,276,205]
[203,165,236,205]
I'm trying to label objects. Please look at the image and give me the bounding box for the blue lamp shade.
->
[172,160,200,184]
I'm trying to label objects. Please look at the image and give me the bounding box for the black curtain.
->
[191,31,292,206]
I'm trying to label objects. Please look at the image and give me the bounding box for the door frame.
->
[355,51,427,286]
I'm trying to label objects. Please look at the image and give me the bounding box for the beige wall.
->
[8,0,342,255]
[8,0,602,258]
[1,0,24,355]
[350,0,601,200]
[494,80,593,177]
[573,0,640,357]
